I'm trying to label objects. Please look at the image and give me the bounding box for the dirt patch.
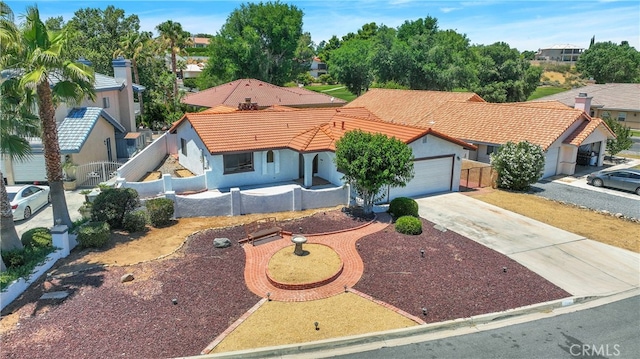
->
[140,171,161,182]
[268,244,342,284]
[210,293,417,353]
[465,188,639,253]
[175,169,194,178]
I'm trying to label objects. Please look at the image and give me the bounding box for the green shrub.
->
[20,227,52,248]
[388,197,419,218]
[146,198,174,227]
[123,210,148,233]
[395,215,422,235]
[490,141,545,191]
[1,250,25,268]
[318,74,336,85]
[0,245,56,290]
[91,188,140,229]
[76,221,111,248]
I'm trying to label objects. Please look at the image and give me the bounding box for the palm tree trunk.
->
[171,40,178,99]
[0,169,23,254]
[37,81,72,227]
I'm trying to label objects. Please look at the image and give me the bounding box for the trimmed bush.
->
[146,198,174,227]
[395,215,422,235]
[91,188,140,229]
[123,210,148,233]
[1,250,25,268]
[389,197,419,218]
[77,221,111,248]
[21,227,52,248]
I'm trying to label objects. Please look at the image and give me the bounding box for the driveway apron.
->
[415,193,639,297]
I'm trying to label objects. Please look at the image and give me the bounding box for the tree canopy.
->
[204,1,308,86]
[603,116,633,157]
[334,130,414,214]
[576,41,640,83]
[327,39,373,96]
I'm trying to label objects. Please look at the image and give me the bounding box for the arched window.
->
[267,150,274,163]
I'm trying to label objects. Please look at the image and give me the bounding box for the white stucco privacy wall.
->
[117,133,170,181]
[240,191,293,214]
[301,186,349,210]
[174,192,232,217]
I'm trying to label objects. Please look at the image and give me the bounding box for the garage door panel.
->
[543,147,559,178]
[13,154,47,183]
[389,157,452,199]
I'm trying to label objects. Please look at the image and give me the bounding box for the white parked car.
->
[6,185,51,221]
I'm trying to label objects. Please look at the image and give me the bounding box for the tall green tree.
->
[471,42,542,102]
[156,20,191,99]
[5,5,95,228]
[66,5,140,75]
[335,130,414,214]
[603,116,633,157]
[576,41,640,83]
[205,1,305,86]
[1,1,39,270]
[114,30,153,119]
[328,39,374,96]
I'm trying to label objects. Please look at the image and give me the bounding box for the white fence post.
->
[230,188,241,216]
[51,225,70,256]
[293,186,302,211]
[162,173,173,192]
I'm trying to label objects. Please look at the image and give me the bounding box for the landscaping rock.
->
[40,291,69,300]
[121,273,135,283]
[213,237,231,248]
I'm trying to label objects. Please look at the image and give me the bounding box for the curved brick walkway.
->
[243,213,392,302]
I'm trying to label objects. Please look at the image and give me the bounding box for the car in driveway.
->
[586,168,640,195]
[6,185,51,221]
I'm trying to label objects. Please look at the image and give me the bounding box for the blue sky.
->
[5,0,640,51]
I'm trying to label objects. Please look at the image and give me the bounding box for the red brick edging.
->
[266,263,344,290]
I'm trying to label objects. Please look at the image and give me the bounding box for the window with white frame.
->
[224,152,254,173]
[617,112,627,122]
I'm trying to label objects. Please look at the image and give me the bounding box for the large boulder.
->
[214,238,232,248]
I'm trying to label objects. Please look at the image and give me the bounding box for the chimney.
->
[112,56,135,132]
[574,92,592,115]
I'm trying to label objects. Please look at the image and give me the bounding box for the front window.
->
[486,145,497,155]
[224,153,254,173]
[617,112,626,122]
[266,150,274,163]
[181,138,187,156]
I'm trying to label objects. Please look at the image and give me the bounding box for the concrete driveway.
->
[416,193,639,297]
[14,189,86,235]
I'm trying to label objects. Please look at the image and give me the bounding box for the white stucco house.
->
[347,89,616,178]
[168,106,476,200]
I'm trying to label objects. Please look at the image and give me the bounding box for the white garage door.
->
[388,156,453,199]
[13,154,48,183]
[543,147,559,178]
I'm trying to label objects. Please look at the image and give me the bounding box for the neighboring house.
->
[346,89,615,178]
[1,57,147,185]
[534,44,584,63]
[190,37,210,48]
[168,106,475,200]
[182,63,204,79]
[531,83,640,130]
[309,57,327,78]
[181,78,346,109]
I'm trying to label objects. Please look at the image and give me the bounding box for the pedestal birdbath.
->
[291,235,307,256]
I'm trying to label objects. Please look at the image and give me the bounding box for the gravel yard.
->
[1,210,570,358]
[531,180,639,219]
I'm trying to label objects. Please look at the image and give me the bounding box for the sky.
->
[5,0,640,52]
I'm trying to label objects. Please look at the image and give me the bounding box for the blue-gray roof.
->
[58,107,126,154]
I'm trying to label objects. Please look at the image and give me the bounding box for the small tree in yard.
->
[335,130,414,214]
[490,141,545,191]
[603,116,632,158]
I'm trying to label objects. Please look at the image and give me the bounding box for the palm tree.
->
[5,5,95,229]
[156,21,191,99]
[114,31,152,119]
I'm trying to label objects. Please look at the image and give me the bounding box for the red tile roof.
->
[171,107,474,154]
[347,89,613,150]
[181,79,346,109]
[563,117,616,146]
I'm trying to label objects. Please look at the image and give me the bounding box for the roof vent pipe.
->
[578,92,588,97]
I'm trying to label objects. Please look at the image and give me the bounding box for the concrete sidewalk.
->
[415,193,639,297]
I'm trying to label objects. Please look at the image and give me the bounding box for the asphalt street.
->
[333,295,640,359]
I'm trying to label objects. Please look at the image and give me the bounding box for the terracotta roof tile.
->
[345,88,484,125]
[199,105,238,114]
[181,79,346,109]
[174,107,456,154]
[563,117,616,146]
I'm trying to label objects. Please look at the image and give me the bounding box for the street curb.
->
[181,292,640,359]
